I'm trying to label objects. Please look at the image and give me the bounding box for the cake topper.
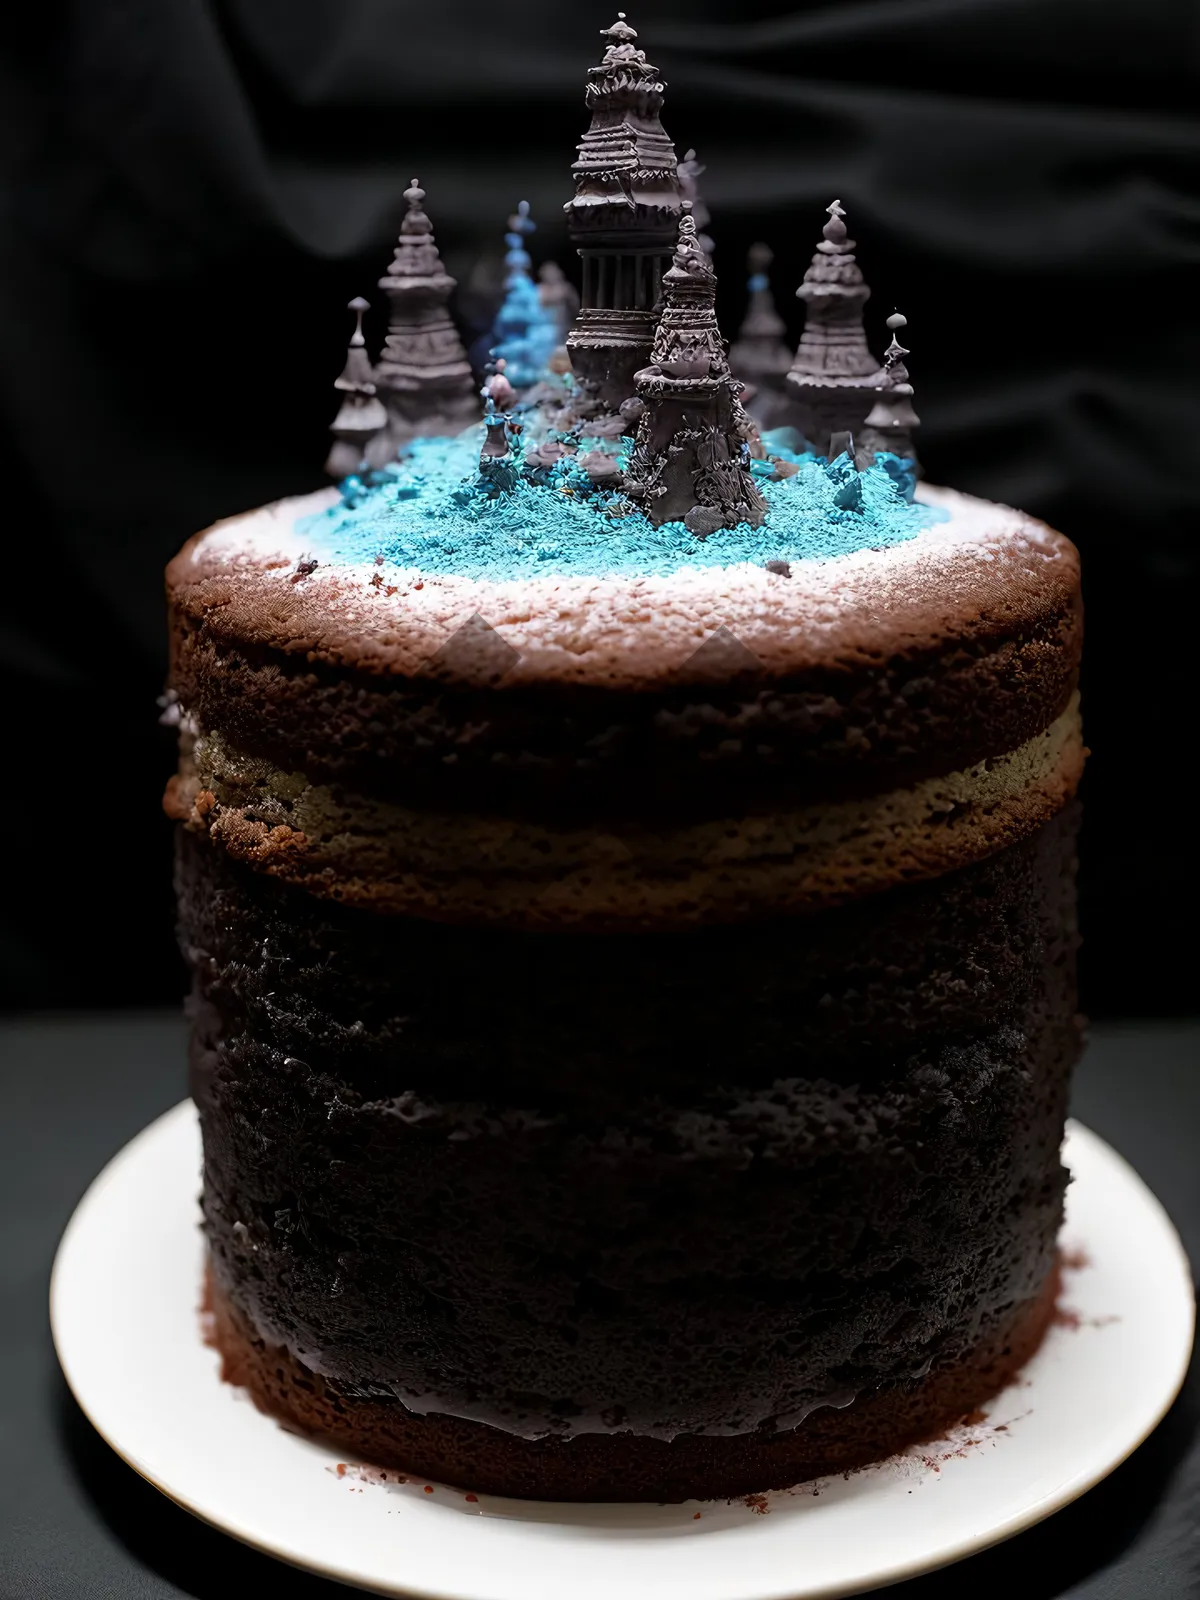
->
[325,297,388,482]
[483,202,560,391]
[314,13,934,536]
[677,148,714,258]
[729,243,796,431]
[372,178,479,458]
[564,14,683,411]
[862,310,921,487]
[477,361,520,491]
[625,206,767,533]
[786,200,885,456]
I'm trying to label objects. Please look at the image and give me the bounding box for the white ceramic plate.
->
[52,1107,1193,1600]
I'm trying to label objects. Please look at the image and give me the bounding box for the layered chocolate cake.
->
[168,16,1084,1503]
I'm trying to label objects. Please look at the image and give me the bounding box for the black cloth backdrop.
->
[0,0,1197,1012]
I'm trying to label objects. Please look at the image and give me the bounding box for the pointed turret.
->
[786,200,884,453]
[564,14,683,411]
[476,363,520,492]
[677,148,714,257]
[729,243,794,429]
[325,297,387,481]
[484,201,560,390]
[373,179,479,457]
[625,208,766,533]
[862,310,921,475]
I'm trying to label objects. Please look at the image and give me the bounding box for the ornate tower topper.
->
[372,179,479,457]
[677,148,714,257]
[625,207,767,534]
[485,201,560,390]
[729,243,795,429]
[862,310,921,470]
[564,14,683,411]
[786,200,885,454]
[325,297,387,481]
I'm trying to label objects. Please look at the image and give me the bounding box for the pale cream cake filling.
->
[173,695,1083,929]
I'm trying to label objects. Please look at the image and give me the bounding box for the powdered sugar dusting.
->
[181,483,1077,689]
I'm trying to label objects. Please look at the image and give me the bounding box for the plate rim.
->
[50,1105,1196,1600]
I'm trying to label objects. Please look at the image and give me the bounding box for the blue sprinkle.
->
[298,430,946,583]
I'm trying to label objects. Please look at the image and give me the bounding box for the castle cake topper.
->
[372,178,479,457]
[625,207,766,533]
[322,15,923,535]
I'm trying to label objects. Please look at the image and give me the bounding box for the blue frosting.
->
[297,429,947,583]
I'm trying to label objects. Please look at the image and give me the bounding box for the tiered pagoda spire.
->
[373,179,479,455]
[485,201,560,390]
[564,14,683,411]
[862,310,921,467]
[625,209,766,533]
[677,148,714,257]
[786,200,885,454]
[729,243,794,429]
[325,297,387,480]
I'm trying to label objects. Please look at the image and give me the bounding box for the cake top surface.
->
[168,470,1079,690]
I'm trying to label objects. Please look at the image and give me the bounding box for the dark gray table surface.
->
[2,1014,1197,1599]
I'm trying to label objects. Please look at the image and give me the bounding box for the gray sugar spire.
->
[325,296,387,481]
[677,147,714,258]
[372,178,479,459]
[729,242,795,429]
[862,310,921,473]
[564,14,683,411]
[786,199,885,454]
[476,360,519,492]
[624,206,766,534]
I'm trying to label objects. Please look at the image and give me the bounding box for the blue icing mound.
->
[296,430,947,582]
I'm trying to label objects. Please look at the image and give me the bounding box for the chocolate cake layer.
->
[165,485,1081,822]
[167,604,1079,820]
[184,812,1079,1498]
[178,808,1077,1110]
[207,1262,1059,1502]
